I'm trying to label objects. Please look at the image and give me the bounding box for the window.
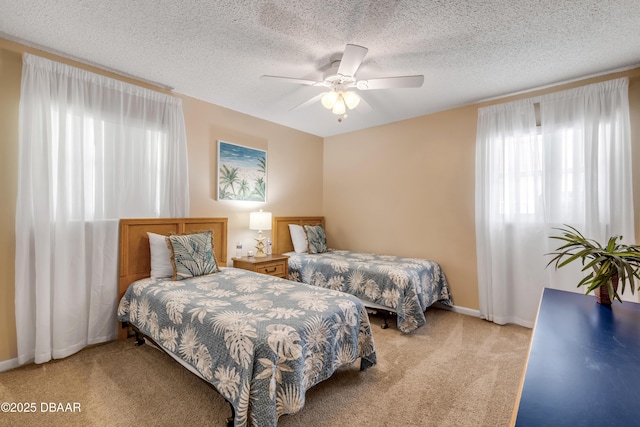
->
[476,78,633,326]
[15,54,189,365]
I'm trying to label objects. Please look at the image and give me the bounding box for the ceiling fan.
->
[261,44,424,120]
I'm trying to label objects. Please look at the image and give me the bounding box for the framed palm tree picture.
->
[217,140,267,202]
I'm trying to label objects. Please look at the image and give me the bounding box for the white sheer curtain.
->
[475,78,634,327]
[15,54,189,365]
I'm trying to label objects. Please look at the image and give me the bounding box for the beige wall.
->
[323,106,479,309]
[181,95,324,265]
[0,38,323,364]
[0,44,21,364]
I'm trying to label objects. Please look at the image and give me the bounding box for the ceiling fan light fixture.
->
[321,91,339,109]
[343,91,360,109]
[332,97,346,115]
[261,44,425,120]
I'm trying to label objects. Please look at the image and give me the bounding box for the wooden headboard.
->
[118,217,228,339]
[272,216,325,254]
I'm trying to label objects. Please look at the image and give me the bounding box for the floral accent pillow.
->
[304,224,328,254]
[166,231,219,280]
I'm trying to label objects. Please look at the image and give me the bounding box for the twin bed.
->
[117,218,376,427]
[272,216,453,334]
[117,216,452,425]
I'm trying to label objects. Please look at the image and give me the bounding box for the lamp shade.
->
[343,91,360,109]
[249,210,272,231]
[321,91,339,109]
[332,97,346,115]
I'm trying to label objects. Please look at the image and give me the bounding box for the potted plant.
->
[546,225,640,304]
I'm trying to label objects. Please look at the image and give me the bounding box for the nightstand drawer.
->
[255,262,285,276]
[232,254,289,279]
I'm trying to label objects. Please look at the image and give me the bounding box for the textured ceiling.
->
[1,0,640,137]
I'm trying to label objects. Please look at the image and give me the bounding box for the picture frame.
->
[217,140,267,202]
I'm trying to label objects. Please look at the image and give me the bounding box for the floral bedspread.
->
[118,268,376,427]
[286,250,453,333]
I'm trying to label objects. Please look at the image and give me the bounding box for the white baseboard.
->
[0,357,21,373]
[433,302,481,318]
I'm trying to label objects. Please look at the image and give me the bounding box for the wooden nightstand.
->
[232,254,289,279]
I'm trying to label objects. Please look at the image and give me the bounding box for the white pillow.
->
[147,232,174,278]
[288,224,308,253]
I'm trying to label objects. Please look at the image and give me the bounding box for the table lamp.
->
[249,210,272,257]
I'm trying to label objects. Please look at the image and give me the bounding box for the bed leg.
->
[226,403,235,427]
[381,312,389,329]
[134,330,145,346]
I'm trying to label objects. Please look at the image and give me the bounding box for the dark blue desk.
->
[512,288,640,427]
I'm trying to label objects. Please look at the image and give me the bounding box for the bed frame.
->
[118,217,228,340]
[272,216,324,255]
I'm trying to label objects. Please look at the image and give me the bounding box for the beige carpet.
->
[0,309,531,427]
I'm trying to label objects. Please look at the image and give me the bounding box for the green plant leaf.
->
[546,225,640,300]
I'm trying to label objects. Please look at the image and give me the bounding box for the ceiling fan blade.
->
[261,75,324,86]
[356,75,424,90]
[337,44,368,77]
[290,93,325,111]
